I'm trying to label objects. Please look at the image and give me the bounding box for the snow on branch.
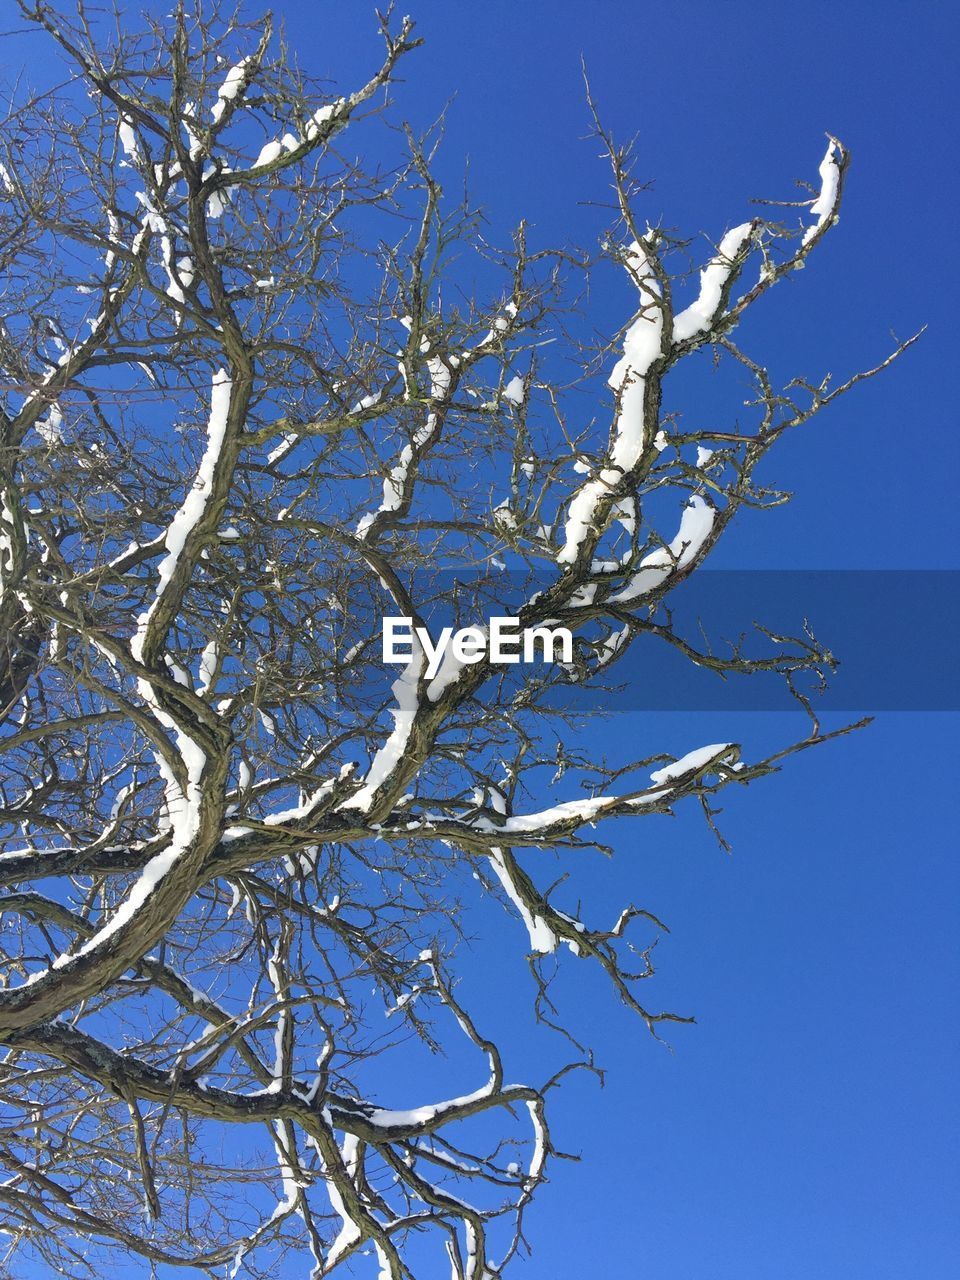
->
[557,234,664,566]
[672,222,756,343]
[803,137,843,245]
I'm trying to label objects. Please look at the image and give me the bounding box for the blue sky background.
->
[271,3,958,1277]
[6,1,958,1276]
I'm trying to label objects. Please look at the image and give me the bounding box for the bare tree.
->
[0,3,919,1276]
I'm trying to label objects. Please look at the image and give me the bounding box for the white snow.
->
[356,343,450,538]
[2,492,19,584]
[479,794,618,836]
[304,99,345,141]
[613,495,716,602]
[803,140,842,245]
[475,300,519,350]
[253,139,283,169]
[45,723,207,970]
[132,368,232,658]
[649,743,735,786]
[487,846,556,954]
[598,623,630,665]
[373,1243,393,1280]
[672,223,753,343]
[197,640,218,694]
[613,494,637,538]
[239,766,354,833]
[492,499,517,531]
[160,239,194,306]
[201,163,234,218]
[36,403,63,445]
[503,375,525,406]
[118,117,139,161]
[267,434,297,465]
[108,783,133,823]
[164,656,190,687]
[352,388,385,413]
[558,236,663,564]
[340,643,424,813]
[211,59,250,124]
[366,1080,496,1132]
[266,939,289,1091]
[526,1099,547,1183]
[425,622,490,701]
[323,1134,362,1267]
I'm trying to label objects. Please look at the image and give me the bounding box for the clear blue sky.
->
[266,3,957,1277]
[10,1,959,1276]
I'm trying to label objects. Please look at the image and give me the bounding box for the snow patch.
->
[649,743,735,786]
